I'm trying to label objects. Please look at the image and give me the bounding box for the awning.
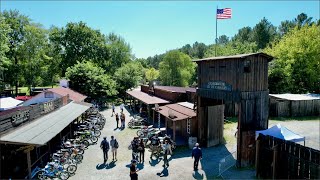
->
[256,124,305,143]
[0,102,91,145]
[127,90,169,105]
[153,103,196,121]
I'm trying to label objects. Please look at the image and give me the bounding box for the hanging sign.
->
[205,81,232,91]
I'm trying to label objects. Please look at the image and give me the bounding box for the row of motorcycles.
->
[136,124,177,158]
[30,108,105,180]
[127,115,148,128]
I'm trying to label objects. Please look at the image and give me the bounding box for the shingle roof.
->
[192,52,273,62]
[48,87,87,102]
[153,102,196,121]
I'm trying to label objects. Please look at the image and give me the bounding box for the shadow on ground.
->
[157,167,169,177]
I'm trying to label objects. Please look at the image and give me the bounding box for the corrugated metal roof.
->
[269,94,320,101]
[192,52,273,62]
[177,102,194,110]
[0,102,90,145]
[127,90,170,105]
[154,86,196,93]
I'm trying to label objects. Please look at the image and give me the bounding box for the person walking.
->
[100,137,110,164]
[131,137,139,162]
[130,160,139,180]
[115,113,119,128]
[120,103,124,113]
[110,136,119,161]
[138,139,145,163]
[162,140,172,167]
[191,143,202,171]
[120,112,126,129]
[111,103,115,117]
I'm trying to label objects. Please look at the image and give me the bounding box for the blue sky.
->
[1,1,319,58]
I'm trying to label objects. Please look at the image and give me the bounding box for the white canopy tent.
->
[256,124,305,144]
[0,97,23,111]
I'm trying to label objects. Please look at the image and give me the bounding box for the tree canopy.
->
[159,50,195,87]
[66,61,117,98]
[265,25,320,94]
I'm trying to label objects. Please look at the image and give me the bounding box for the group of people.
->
[112,104,126,129]
[100,136,119,164]
[99,103,203,180]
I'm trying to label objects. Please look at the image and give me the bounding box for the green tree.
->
[0,14,11,91]
[265,25,320,93]
[106,33,132,73]
[217,35,229,44]
[145,68,159,82]
[3,10,31,94]
[114,61,144,101]
[252,17,277,49]
[205,41,257,57]
[233,27,253,42]
[159,50,195,86]
[49,22,108,76]
[192,42,207,59]
[19,23,48,94]
[66,61,117,99]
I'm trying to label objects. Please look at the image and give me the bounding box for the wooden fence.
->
[256,134,320,179]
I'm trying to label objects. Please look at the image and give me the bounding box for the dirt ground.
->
[71,106,319,180]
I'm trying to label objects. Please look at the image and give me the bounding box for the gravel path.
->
[71,106,319,179]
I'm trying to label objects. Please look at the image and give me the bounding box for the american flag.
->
[217,8,232,19]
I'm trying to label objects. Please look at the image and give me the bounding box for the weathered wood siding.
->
[198,55,269,92]
[256,134,320,179]
[207,105,224,146]
[270,97,320,117]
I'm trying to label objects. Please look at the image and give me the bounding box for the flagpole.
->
[215,6,218,57]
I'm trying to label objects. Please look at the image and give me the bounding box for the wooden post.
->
[153,110,155,126]
[27,150,32,179]
[165,118,168,134]
[147,105,151,122]
[272,145,278,179]
[237,102,242,168]
[255,139,260,178]
[173,121,176,141]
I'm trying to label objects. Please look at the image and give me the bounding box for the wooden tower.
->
[193,52,273,167]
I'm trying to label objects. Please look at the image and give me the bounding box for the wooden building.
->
[269,94,320,117]
[153,102,197,145]
[194,52,273,167]
[127,85,196,121]
[0,95,92,179]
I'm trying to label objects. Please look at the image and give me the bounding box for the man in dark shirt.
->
[130,159,139,180]
[100,137,110,164]
[191,143,202,171]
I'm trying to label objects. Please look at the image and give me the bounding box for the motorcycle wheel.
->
[67,164,77,174]
[75,154,84,162]
[60,171,70,180]
[77,148,84,154]
[94,129,101,137]
[136,130,144,137]
[91,136,98,143]
[82,140,90,148]
[37,171,46,180]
